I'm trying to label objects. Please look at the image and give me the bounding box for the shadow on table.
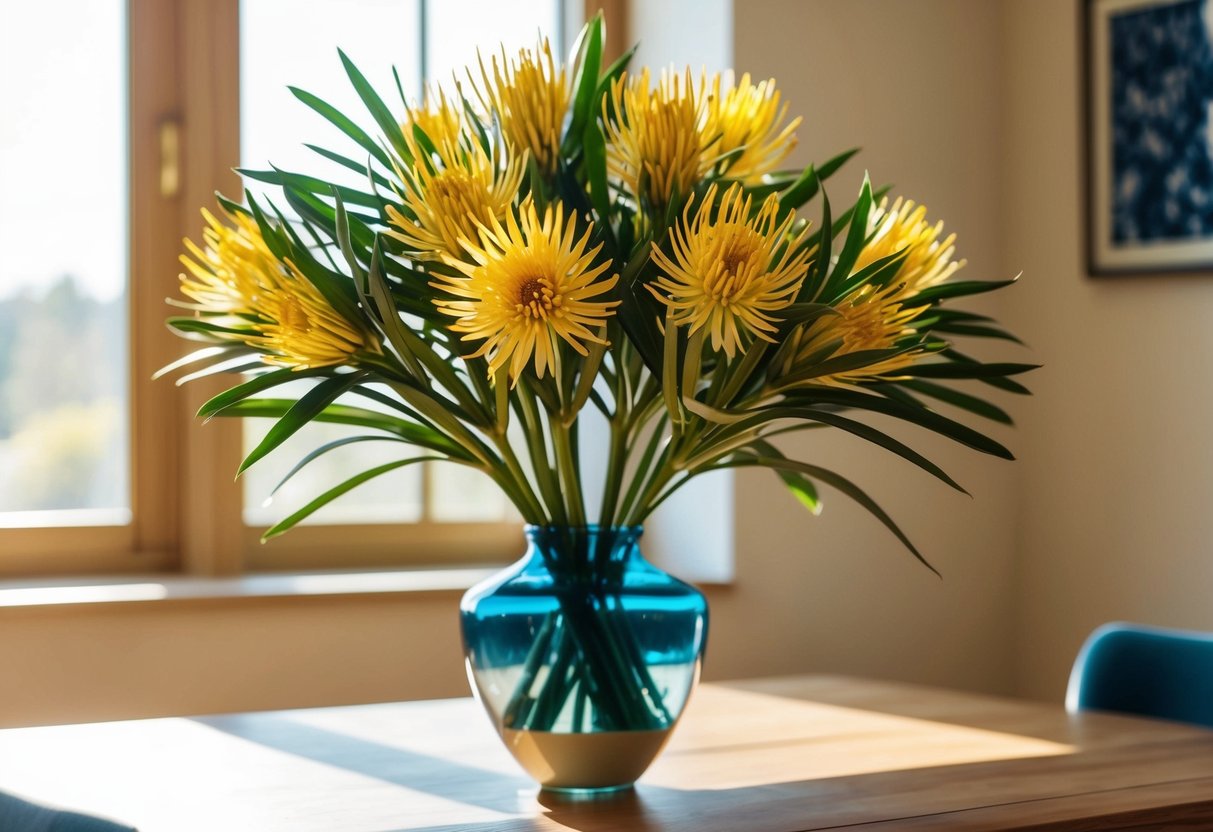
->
[193,714,532,815]
[191,684,1213,832]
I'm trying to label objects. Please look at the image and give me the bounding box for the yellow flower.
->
[179,208,277,317]
[384,120,525,261]
[781,284,925,387]
[433,200,619,380]
[402,86,463,150]
[856,197,965,300]
[649,183,811,358]
[256,259,374,370]
[704,72,800,183]
[472,38,569,175]
[178,207,374,370]
[604,68,712,210]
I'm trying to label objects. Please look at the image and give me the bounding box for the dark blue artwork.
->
[1110,0,1213,243]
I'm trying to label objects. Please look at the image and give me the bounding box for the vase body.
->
[460,525,708,792]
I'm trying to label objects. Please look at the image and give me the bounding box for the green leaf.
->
[753,455,937,575]
[198,368,319,419]
[777,148,858,213]
[261,456,433,540]
[268,435,413,496]
[909,278,1018,304]
[215,397,473,459]
[895,380,1014,425]
[901,361,1038,380]
[305,143,394,190]
[820,174,874,302]
[236,374,364,475]
[174,357,266,386]
[338,49,409,162]
[923,321,1025,345]
[752,439,820,514]
[289,86,393,171]
[787,387,1015,459]
[613,263,664,378]
[779,408,967,494]
[166,317,254,339]
[153,345,247,381]
[563,14,603,156]
[238,166,387,209]
[583,120,612,229]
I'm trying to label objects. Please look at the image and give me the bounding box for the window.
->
[0,0,610,577]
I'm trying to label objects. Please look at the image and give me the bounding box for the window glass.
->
[239,0,556,526]
[425,0,561,89]
[0,0,129,524]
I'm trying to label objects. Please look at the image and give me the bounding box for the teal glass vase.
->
[460,525,709,793]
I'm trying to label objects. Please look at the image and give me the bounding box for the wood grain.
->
[2,675,1212,831]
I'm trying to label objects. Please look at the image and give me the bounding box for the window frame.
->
[1,0,619,578]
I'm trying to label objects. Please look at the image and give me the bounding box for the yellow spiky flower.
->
[179,208,278,317]
[779,285,925,387]
[604,68,713,210]
[473,38,569,175]
[402,86,463,150]
[649,183,811,358]
[384,117,525,261]
[434,199,619,380]
[857,197,965,300]
[704,72,800,183]
[178,207,375,370]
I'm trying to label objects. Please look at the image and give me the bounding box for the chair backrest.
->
[1066,622,1213,729]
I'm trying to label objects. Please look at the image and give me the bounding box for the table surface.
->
[4,674,1213,831]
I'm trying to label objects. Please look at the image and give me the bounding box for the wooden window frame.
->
[1,0,622,579]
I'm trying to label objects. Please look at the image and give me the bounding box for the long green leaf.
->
[268,434,413,496]
[753,455,937,575]
[909,278,1018,304]
[289,86,393,170]
[262,457,433,540]
[215,397,473,459]
[901,361,1038,380]
[198,368,320,419]
[563,14,603,156]
[895,380,1013,425]
[237,374,363,475]
[153,345,247,381]
[338,49,409,162]
[786,387,1015,459]
[752,439,820,514]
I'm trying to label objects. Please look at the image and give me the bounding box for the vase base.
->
[502,727,672,791]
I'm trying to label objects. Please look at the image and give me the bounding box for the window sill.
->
[0,566,735,612]
[0,567,502,611]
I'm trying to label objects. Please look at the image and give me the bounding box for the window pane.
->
[240,0,423,205]
[425,0,562,88]
[0,1,129,522]
[239,0,554,527]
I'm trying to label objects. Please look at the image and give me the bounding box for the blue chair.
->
[1066,622,1213,729]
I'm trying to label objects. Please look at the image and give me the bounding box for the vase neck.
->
[524,525,644,581]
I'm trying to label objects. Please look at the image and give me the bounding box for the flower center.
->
[516,276,559,319]
[704,233,759,306]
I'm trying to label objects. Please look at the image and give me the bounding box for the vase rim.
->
[523,523,644,535]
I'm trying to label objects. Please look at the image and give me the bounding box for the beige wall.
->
[725,0,1020,694]
[2,0,1116,728]
[1001,0,1213,701]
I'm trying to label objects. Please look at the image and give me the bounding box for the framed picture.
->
[1086,0,1213,274]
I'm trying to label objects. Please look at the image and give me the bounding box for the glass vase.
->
[460,525,709,793]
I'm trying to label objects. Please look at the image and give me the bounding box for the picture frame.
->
[1085,0,1213,275]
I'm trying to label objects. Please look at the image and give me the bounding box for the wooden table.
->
[3,675,1213,831]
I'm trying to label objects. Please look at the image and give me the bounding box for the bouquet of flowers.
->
[163,17,1032,567]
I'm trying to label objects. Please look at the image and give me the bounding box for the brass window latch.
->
[158,118,180,198]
